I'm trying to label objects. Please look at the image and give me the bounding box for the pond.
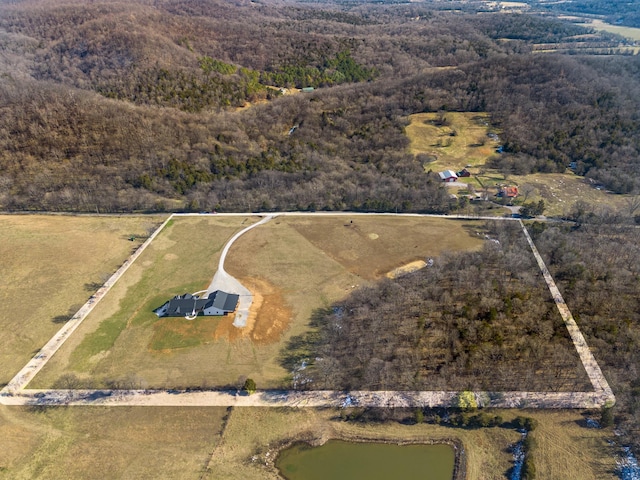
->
[276,440,455,480]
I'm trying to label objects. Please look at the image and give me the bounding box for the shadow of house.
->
[154,291,239,318]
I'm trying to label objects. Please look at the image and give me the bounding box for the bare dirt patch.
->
[243,277,292,345]
[385,260,428,279]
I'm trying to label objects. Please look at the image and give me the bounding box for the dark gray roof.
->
[165,298,196,316]
[155,291,239,317]
[205,291,239,312]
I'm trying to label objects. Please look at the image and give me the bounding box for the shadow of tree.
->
[278,307,330,375]
[84,281,103,292]
[51,305,81,324]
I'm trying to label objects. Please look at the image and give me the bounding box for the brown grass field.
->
[0,214,161,387]
[581,19,640,41]
[0,406,228,479]
[0,405,619,479]
[406,112,500,172]
[32,215,485,390]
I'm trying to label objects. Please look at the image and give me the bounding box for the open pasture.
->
[0,405,618,479]
[406,112,500,171]
[581,19,640,42]
[31,215,485,390]
[0,214,158,387]
[0,406,227,479]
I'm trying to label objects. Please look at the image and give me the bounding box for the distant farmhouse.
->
[154,291,239,319]
[438,170,458,182]
[498,186,519,198]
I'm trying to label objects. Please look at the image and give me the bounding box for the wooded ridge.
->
[1,0,639,212]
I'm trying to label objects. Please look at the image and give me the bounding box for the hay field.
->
[406,112,500,171]
[32,215,484,390]
[208,408,617,480]
[0,214,160,386]
[0,406,227,479]
[0,406,617,479]
[582,19,640,41]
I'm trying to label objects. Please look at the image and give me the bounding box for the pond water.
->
[276,440,455,480]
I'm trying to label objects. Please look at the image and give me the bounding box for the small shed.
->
[438,170,458,182]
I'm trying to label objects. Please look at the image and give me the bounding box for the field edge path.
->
[519,219,615,406]
[0,214,175,394]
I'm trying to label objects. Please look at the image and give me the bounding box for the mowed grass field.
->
[0,214,228,480]
[0,214,161,386]
[208,408,618,480]
[406,112,500,172]
[0,406,228,479]
[32,215,485,390]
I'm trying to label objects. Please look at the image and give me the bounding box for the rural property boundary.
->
[0,213,615,409]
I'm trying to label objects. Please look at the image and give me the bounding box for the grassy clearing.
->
[32,215,484,390]
[404,111,629,215]
[0,214,161,386]
[581,20,640,41]
[508,172,628,217]
[405,112,500,172]
[523,410,619,480]
[0,406,227,480]
[207,408,617,480]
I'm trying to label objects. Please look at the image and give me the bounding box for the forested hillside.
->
[1,0,639,212]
